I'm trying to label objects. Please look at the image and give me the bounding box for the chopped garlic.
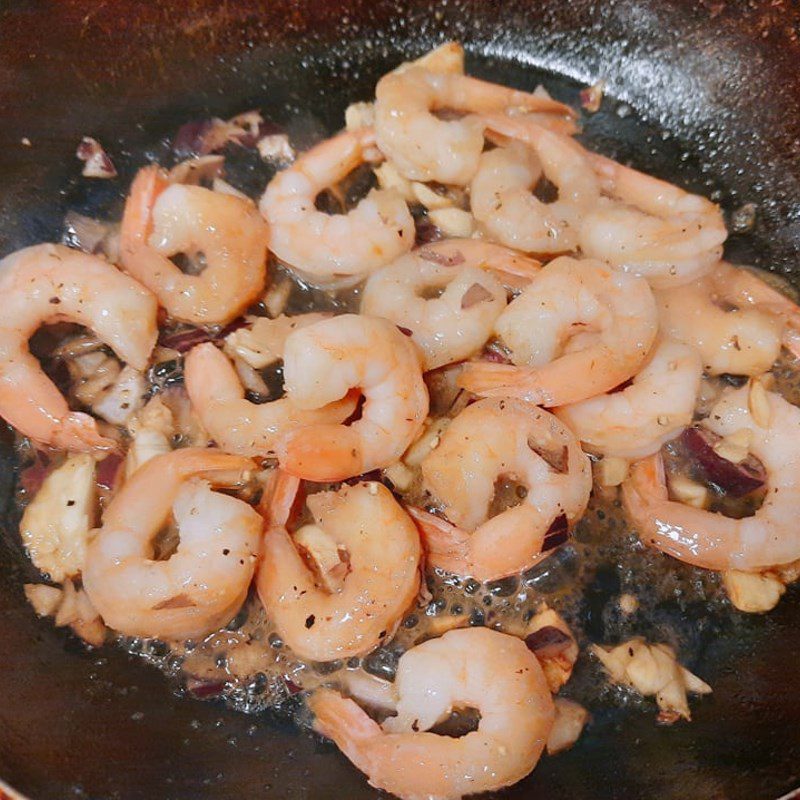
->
[293,524,348,593]
[546,698,590,754]
[382,461,416,492]
[263,278,293,318]
[257,133,295,164]
[411,181,453,210]
[374,161,415,202]
[92,365,145,425]
[668,474,709,509]
[598,456,629,487]
[592,638,711,722]
[619,593,639,615]
[125,395,175,477]
[345,101,376,131]
[28,578,107,647]
[712,427,751,465]
[403,418,451,467]
[427,207,474,238]
[525,606,579,692]
[723,569,785,613]
[225,314,329,370]
[748,377,772,428]
[20,454,96,582]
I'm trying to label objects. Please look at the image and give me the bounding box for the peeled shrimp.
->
[184,342,357,456]
[472,117,600,253]
[83,448,261,640]
[658,261,800,375]
[622,384,800,571]
[375,66,576,185]
[275,314,428,481]
[458,256,658,406]
[556,339,702,459]
[257,476,421,661]
[120,166,269,324]
[309,627,554,800]
[411,398,591,580]
[579,153,727,288]
[0,244,157,451]
[260,128,414,285]
[361,239,541,370]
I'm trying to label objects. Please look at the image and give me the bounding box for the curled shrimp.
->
[309,627,555,800]
[578,153,727,288]
[120,166,269,324]
[184,342,358,456]
[458,256,658,406]
[275,314,429,481]
[361,239,541,370]
[658,261,800,375]
[260,128,414,285]
[375,66,577,185]
[83,448,261,639]
[256,474,421,661]
[0,244,157,451]
[556,339,702,459]
[471,117,600,253]
[410,398,591,581]
[622,384,800,571]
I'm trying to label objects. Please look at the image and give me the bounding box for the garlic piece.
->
[427,207,474,238]
[668,474,709,509]
[598,456,629,487]
[411,182,453,210]
[723,569,785,613]
[546,698,590,754]
[345,101,376,131]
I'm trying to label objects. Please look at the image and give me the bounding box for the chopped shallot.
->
[76,137,117,178]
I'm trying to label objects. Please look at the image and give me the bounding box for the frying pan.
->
[1,1,800,798]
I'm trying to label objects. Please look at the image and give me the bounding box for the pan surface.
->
[1,1,799,798]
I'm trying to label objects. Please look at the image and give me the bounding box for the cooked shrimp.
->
[260,128,414,285]
[361,239,541,370]
[120,165,269,324]
[309,627,554,800]
[622,384,800,570]
[83,448,261,640]
[411,398,591,580]
[375,66,576,185]
[458,256,658,406]
[579,153,727,288]
[658,261,800,375]
[275,314,428,481]
[555,339,702,459]
[257,477,421,661]
[184,342,357,456]
[472,117,600,253]
[0,244,157,451]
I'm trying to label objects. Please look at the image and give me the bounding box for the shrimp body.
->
[458,256,658,406]
[83,448,261,639]
[310,627,555,800]
[579,154,727,288]
[622,385,800,571]
[257,480,421,661]
[556,339,702,459]
[361,239,540,370]
[260,129,414,284]
[472,118,600,253]
[276,314,428,481]
[375,67,576,185]
[0,244,157,451]
[414,398,591,580]
[657,262,797,375]
[184,342,357,456]
[121,168,269,324]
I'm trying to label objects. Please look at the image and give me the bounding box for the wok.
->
[1,1,800,798]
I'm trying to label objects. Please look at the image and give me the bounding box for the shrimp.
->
[120,165,269,324]
[622,384,800,571]
[256,476,421,661]
[657,261,800,375]
[411,398,591,581]
[375,66,577,185]
[82,448,261,639]
[259,128,414,285]
[555,339,702,459]
[0,244,157,451]
[578,153,727,288]
[471,117,600,254]
[309,627,555,800]
[275,314,428,481]
[184,342,358,456]
[458,256,658,406]
[361,239,541,370]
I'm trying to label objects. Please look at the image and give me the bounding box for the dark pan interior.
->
[1,1,800,798]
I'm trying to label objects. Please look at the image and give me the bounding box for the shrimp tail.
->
[276,424,363,482]
[258,469,301,527]
[120,164,170,252]
[310,688,383,745]
[407,506,471,572]
[52,412,118,453]
[457,362,555,406]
